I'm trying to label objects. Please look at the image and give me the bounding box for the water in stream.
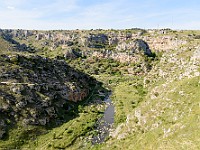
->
[92,93,115,144]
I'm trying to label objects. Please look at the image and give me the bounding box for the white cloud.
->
[7,6,15,10]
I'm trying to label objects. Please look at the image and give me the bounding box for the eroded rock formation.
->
[0,54,97,138]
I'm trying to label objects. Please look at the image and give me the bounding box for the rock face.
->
[0,29,153,60]
[1,28,187,55]
[116,39,152,54]
[87,34,108,48]
[90,39,152,63]
[132,39,151,55]
[0,54,97,138]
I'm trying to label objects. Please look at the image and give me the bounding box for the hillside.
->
[0,28,200,149]
[0,35,108,149]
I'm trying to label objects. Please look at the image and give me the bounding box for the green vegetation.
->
[96,76,200,150]
[0,29,200,149]
[112,78,147,124]
[66,57,123,75]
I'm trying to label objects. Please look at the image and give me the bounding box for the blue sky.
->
[0,0,200,30]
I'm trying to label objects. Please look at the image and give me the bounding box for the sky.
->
[0,0,200,30]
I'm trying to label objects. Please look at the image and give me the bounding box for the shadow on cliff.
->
[0,45,108,144]
[1,32,36,53]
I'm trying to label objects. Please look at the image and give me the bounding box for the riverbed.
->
[92,93,115,144]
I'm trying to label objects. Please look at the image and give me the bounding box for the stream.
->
[92,93,115,144]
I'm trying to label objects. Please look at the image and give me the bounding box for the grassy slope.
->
[22,112,98,149]
[98,76,200,150]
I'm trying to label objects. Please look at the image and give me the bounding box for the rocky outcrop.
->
[1,29,33,39]
[0,54,97,139]
[144,35,187,52]
[116,39,151,55]
[87,34,108,48]
[91,39,152,63]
